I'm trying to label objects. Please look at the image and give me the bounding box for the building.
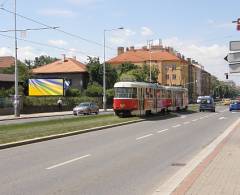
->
[32,56,88,90]
[108,45,189,87]
[0,56,15,70]
[0,74,15,89]
[201,69,212,96]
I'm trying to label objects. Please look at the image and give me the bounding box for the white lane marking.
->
[199,117,204,119]
[153,118,240,195]
[180,116,186,119]
[219,117,226,120]
[157,129,169,133]
[192,119,198,122]
[172,124,181,128]
[136,133,153,140]
[183,121,190,125]
[46,154,91,170]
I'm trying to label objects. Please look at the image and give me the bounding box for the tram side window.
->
[115,87,137,98]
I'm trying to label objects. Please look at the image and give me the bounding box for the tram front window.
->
[115,88,137,98]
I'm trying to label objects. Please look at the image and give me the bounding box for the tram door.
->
[138,87,145,116]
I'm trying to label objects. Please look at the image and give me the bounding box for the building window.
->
[172,64,176,70]
[166,74,169,80]
[172,74,176,80]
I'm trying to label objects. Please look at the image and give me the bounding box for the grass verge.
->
[0,114,139,145]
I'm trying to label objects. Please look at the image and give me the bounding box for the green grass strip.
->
[0,114,139,144]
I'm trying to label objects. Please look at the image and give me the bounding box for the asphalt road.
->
[0,110,114,125]
[0,106,239,195]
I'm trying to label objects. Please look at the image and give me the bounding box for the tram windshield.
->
[115,87,137,98]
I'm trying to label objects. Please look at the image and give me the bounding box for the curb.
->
[0,113,73,122]
[0,118,144,150]
[153,117,240,195]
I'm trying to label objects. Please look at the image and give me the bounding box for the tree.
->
[85,82,103,97]
[33,55,58,67]
[86,56,118,89]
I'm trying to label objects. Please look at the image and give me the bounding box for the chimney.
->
[117,47,124,55]
[62,54,67,62]
[72,56,76,60]
[130,46,135,51]
[142,46,148,50]
[187,58,191,63]
[126,47,129,51]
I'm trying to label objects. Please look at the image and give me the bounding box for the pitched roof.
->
[0,74,14,82]
[32,58,87,74]
[0,56,15,68]
[107,49,180,64]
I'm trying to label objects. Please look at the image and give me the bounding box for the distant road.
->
[0,106,239,195]
[0,110,114,125]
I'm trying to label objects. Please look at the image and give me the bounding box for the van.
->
[199,97,215,112]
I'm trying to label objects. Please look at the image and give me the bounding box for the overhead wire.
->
[0,33,98,57]
[0,7,115,50]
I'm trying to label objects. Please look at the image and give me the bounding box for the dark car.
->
[73,102,99,115]
[199,97,215,112]
[229,100,240,111]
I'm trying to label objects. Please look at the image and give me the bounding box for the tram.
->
[113,81,188,117]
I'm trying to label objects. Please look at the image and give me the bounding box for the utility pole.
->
[147,40,153,82]
[14,0,20,117]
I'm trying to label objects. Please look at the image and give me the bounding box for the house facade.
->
[32,57,88,91]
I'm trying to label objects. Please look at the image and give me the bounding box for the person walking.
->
[57,98,63,111]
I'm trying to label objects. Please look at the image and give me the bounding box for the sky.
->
[1,0,240,84]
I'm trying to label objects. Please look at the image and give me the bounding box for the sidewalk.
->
[173,121,240,195]
[0,109,113,121]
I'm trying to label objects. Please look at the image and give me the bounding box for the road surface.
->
[0,106,239,195]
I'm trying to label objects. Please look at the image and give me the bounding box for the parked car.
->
[222,98,231,105]
[229,100,240,111]
[199,97,215,112]
[73,102,99,115]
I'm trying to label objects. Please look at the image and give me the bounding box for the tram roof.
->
[114,81,158,88]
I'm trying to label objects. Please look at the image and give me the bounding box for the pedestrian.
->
[57,98,63,111]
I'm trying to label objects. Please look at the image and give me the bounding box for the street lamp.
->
[103,27,124,111]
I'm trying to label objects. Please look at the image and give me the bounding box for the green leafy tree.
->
[33,55,58,67]
[85,82,103,97]
[86,56,118,89]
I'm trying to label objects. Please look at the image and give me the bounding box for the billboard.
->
[28,79,64,96]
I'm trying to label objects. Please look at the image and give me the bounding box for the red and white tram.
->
[113,81,188,117]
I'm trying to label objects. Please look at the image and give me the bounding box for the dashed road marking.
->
[172,124,181,128]
[183,121,190,125]
[136,133,153,140]
[157,129,169,133]
[219,117,226,120]
[192,119,198,122]
[46,154,91,170]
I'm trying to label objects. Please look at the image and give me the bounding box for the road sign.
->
[230,41,240,51]
[224,52,240,63]
[229,63,240,73]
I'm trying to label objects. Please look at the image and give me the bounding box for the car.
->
[73,102,99,115]
[199,97,215,112]
[229,100,240,111]
[222,98,231,105]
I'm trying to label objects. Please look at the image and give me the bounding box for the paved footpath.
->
[172,121,240,195]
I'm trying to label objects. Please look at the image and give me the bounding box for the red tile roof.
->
[0,56,15,68]
[107,49,180,64]
[32,58,87,74]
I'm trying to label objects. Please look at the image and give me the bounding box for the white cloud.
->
[109,29,136,45]
[38,9,76,17]
[162,37,229,80]
[0,47,12,56]
[141,26,154,36]
[48,40,68,47]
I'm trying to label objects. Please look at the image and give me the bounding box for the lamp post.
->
[103,27,124,111]
[14,0,20,117]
